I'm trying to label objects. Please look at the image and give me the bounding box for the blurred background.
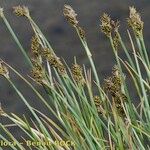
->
[0,0,150,145]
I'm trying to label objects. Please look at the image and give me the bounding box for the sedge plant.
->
[0,4,149,150]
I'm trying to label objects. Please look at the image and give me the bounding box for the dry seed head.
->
[104,66,127,118]
[42,48,52,58]
[101,13,111,24]
[31,68,45,84]
[57,63,67,76]
[31,59,46,84]
[13,5,30,17]
[111,20,120,50]
[112,32,120,50]
[47,53,66,76]
[94,96,106,115]
[63,4,78,27]
[120,93,127,102]
[104,66,122,96]
[112,66,122,89]
[47,53,60,67]
[129,6,141,20]
[94,96,102,106]
[115,101,125,117]
[111,20,120,32]
[127,6,143,37]
[71,63,85,85]
[100,13,112,37]
[117,107,125,117]
[31,35,40,57]
[0,61,9,79]
[94,96,102,112]
[104,78,118,97]
[31,59,43,71]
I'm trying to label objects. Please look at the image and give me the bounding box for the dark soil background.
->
[0,0,150,148]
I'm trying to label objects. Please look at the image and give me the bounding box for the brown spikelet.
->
[47,53,66,76]
[31,35,40,57]
[71,63,85,85]
[112,32,120,50]
[111,21,120,50]
[94,96,102,112]
[127,6,143,37]
[111,20,120,32]
[13,5,30,17]
[42,48,52,58]
[31,59,46,84]
[93,96,106,116]
[104,66,127,117]
[63,4,78,27]
[104,66,122,94]
[41,48,66,75]
[0,61,9,79]
[100,13,112,37]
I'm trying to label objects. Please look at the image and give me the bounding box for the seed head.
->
[42,48,52,58]
[112,32,120,50]
[127,6,143,37]
[94,96,101,105]
[0,61,9,79]
[114,100,125,117]
[63,4,78,27]
[41,48,66,75]
[94,96,102,112]
[31,59,46,84]
[100,13,112,37]
[112,66,122,89]
[104,77,118,97]
[31,68,45,84]
[71,63,85,86]
[111,20,120,50]
[93,96,106,115]
[31,35,40,57]
[104,66,127,118]
[111,20,120,32]
[47,53,66,76]
[13,5,30,17]
[104,66,122,95]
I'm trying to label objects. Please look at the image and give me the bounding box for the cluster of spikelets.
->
[127,6,144,37]
[0,61,9,79]
[63,5,85,39]
[0,5,144,114]
[30,35,85,86]
[13,5,30,18]
[0,4,149,150]
[0,6,86,88]
[100,6,144,50]
[104,66,127,117]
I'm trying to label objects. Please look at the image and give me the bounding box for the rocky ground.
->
[0,0,150,145]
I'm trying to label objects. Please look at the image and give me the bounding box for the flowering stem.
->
[75,27,102,98]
